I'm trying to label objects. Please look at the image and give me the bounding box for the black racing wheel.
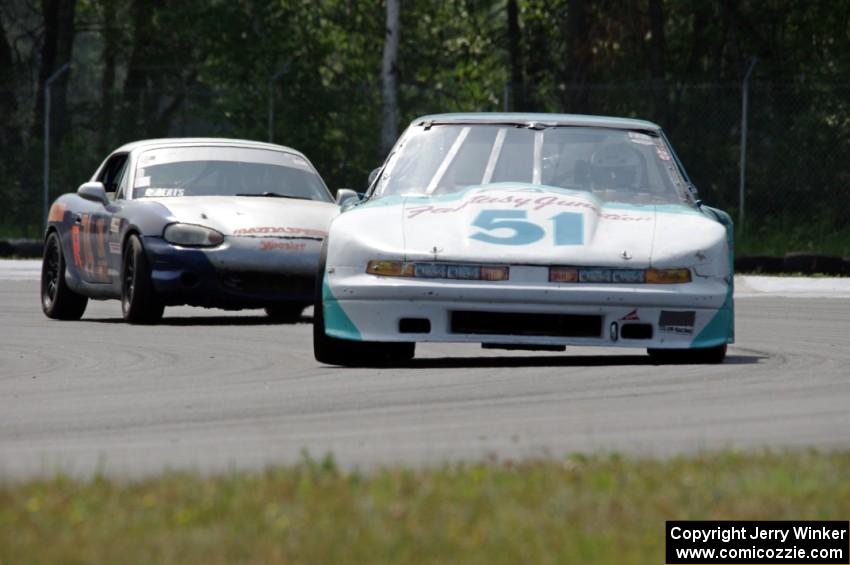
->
[121,234,165,324]
[41,231,88,320]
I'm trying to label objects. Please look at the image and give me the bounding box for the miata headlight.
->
[163,223,224,247]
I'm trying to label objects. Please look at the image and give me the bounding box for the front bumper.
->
[323,266,734,349]
[143,235,322,308]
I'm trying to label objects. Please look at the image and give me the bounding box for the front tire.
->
[121,235,164,324]
[313,243,414,367]
[647,344,727,364]
[41,231,88,320]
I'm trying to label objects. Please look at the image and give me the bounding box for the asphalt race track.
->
[1,261,849,478]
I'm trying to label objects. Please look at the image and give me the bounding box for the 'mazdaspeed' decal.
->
[232,226,327,238]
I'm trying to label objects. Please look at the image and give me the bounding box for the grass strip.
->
[1,450,848,564]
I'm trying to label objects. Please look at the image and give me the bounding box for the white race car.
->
[42,138,340,323]
[315,113,734,365]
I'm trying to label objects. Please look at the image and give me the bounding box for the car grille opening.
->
[217,271,314,295]
[620,323,653,340]
[450,311,602,338]
[399,318,431,334]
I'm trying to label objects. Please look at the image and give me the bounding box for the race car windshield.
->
[373,124,692,206]
[132,146,332,202]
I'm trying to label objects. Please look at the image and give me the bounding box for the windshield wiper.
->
[235,192,307,199]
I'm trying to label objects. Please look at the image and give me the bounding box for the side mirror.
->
[77,181,109,206]
[335,188,360,206]
[367,167,382,187]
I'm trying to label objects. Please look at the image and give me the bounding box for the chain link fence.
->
[3,80,849,253]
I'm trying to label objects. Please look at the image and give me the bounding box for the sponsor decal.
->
[620,309,640,321]
[260,240,307,252]
[627,132,655,145]
[109,242,122,254]
[47,203,65,223]
[95,218,107,261]
[232,226,327,238]
[144,187,184,197]
[71,225,82,267]
[110,217,121,234]
[659,310,695,335]
[80,214,94,268]
[135,176,151,188]
[406,191,652,222]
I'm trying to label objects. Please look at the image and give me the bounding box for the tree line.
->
[2,0,849,238]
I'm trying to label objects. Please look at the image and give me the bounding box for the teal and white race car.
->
[314,113,734,366]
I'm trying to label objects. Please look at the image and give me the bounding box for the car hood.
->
[401,184,660,267]
[143,195,339,237]
[338,184,724,269]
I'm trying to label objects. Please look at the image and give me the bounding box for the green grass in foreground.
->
[1,451,848,564]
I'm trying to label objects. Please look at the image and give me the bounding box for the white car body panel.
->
[321,114,734,353]
[147,195,336,275]
[324,185,733,350]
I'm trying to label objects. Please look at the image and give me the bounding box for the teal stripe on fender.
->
[322,272,363,341]
[691,205,735,348]
[691,287,734,348]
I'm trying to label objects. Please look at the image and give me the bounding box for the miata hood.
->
[143,195,339,237]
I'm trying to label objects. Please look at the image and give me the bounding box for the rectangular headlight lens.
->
[366,261,508,281]
[414,262,448,278]
[579,268,613,283]
[612,269,646,283]
[549,266,689,284]
[446,264,481,280]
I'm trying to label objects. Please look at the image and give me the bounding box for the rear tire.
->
[121,235,164,324]
[313,243,414,367]
[264,304,307,323]
[647,344,727,364]
[41,231,88,320]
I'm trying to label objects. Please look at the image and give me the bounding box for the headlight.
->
[163,223,224,247]
[549,266,691,284]
[366,260,509,281]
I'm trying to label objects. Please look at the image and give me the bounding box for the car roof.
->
[411,112,661,131]
[113,137,308,157]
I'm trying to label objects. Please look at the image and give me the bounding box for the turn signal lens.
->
[366,260,412,277]
[645,268,691,284]
[549,267,579,283]
[479,266,510,281]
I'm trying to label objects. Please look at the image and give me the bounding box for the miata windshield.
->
[374,124,692,205]
[132,146,332,202]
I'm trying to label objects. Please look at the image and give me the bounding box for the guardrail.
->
[0,239,44,258]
